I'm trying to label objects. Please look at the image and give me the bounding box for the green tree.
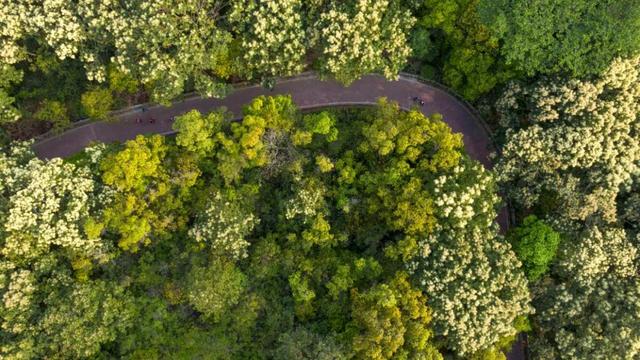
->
[186,259,248,322]
[410,0,514,99]
[347,272,442,360]
[34,99,70,132]
[273,327,346,360]
[478,0,640,76]
[100,135,199,251]
[100,135,167,194]
[508,215,561,281]
[0,64,22,124]
[0,95,521,359]
[81,87,113,121]
[173,109,226,156]
[107,64,138,95]
[0,268,136,359]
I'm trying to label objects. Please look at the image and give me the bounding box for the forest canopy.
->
[0,96,530,359]
[2,0,640,358]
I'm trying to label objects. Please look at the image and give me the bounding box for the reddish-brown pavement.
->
[33,73,493,167]
[31,73,523,360]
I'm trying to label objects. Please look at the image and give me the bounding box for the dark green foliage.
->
[408,0,515,100]
[12,54,87,126]
[478,0,640,76]
[34,99,70,132]
[508,215,561,281]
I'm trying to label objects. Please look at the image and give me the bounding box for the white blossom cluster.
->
[0,145,107,262]
[84,143,110,166]
[410,224,531,356]
[0,0,233,103]
[407,158,531,356]
[432,163,498,229]
[497,55,640,360]
[0,0,100,70]
[231,0,306,79]
[496,56,640,227]
[532,225,640,359]
[0,0,32,64]
[557,226,637,284]
[314,0,414,84]
[189,191,258,260]
[99,0,234,102]
[0,267,35,334]
[284,178,326,222]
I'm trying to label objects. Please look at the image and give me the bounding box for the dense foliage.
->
[3,1,640,358]
[0,0,419,138]
[478,0,640,77]
[407,0,514,100]
[0,96,528,359]
[495,56,640,358]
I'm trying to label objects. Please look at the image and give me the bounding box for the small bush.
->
[34,99,70,132]
[81,87,114,121]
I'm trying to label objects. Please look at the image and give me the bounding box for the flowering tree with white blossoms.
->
[284,178,326,223]
[0,143,109,262]
[190,191,259,260]
[531,226,640,360]
[0,143,134,359]
[409,158,532,356]
[496,55,640,360]
[0,0,236,104]
[495,56,640,230]
[0,0,110,80]
[314,0,415,84]
[102,0,236,104]
[231,0,307,80]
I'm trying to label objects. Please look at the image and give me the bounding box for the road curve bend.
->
[32,73,493,167]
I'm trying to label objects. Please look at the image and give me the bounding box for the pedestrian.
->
[419,99,425,106]
[135,118,142,124]
[149,117,156,124]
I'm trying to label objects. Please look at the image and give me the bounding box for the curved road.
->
[32,73,523,359]
[33,73,493,167]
